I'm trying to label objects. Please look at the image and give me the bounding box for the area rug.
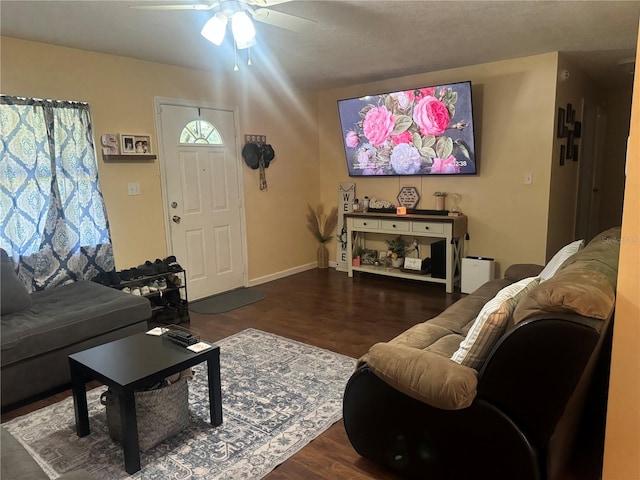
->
[3,329,355,479]
[189,288,266,314]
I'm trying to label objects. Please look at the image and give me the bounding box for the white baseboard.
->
[248,262,318,287]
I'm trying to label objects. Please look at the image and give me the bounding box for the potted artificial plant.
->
[306,204,338,269]
[385,236,410,268]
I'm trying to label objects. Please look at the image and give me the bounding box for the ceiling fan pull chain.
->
[248,46,252,66]
[233,41,239,71]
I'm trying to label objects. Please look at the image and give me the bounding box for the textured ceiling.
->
[1,0,638,91]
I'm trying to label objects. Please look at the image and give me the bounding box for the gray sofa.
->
[1,249,151,408]
[1,426,92,479]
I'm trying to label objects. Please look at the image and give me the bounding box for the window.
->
[179,120,223,145]
[0,96,114,291]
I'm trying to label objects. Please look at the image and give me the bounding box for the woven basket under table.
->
[101,377,190,451]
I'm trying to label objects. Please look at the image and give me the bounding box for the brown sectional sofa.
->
[343,227,620,480]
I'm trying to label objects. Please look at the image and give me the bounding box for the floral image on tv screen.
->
[337,81,477,176]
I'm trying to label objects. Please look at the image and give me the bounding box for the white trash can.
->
[461,256,495,294]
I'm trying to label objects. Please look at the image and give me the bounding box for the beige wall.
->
[318,53,559,275]
[547,55,603,258]
[0,36,320,281]
[602,21,640,480]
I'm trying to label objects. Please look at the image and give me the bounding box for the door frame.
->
[153,96,249,291]
[575,99,606,243]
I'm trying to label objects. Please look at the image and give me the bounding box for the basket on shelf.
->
[100,376,190,451]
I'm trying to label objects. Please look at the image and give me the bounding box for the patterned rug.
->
[3,329,356,479]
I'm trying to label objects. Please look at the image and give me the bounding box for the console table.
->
[345,212,468,293]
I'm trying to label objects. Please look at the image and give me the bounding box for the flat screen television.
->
[337,80,477,176]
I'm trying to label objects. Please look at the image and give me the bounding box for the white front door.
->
[157,101,245,300]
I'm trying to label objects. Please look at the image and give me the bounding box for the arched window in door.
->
[179,120,223,145]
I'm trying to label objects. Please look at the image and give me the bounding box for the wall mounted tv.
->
[337,80,477,176]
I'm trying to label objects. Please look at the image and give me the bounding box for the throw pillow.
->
[1,249,32,316]
[451,276,540,370]
[539,239,584,282]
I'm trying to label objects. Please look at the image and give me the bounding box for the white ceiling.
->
[1,0,639,91]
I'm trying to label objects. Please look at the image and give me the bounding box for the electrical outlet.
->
[128,182,141,196]
[524,172,533,185]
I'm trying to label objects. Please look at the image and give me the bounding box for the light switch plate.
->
[128,182,141,195]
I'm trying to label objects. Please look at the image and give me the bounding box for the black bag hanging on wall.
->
[243,142,275,190]
[242,143,260,169]
[259,144,275,190]
[260,144,275,167]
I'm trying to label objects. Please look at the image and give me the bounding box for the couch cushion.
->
[367,343,478,410]
[429,278,512,336]
[357,277,513,407]
[514,228,620,323]
[1,426,49,480]
[0,249,32,316]
[557,227,620,288]
[386,322,463,354]
[1,281,150,366]
[539,239,584,282]
[1,427,92,479]
[504,263,544,282]
[451,276,540,370]
[357,278,511,368]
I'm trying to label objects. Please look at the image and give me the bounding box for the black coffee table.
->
[69,332,222,474]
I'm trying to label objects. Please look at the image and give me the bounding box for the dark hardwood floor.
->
[1,268,604,479]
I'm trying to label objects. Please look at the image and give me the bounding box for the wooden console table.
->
[345,212,468,293]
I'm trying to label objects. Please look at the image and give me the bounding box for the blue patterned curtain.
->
[0,96,114,292]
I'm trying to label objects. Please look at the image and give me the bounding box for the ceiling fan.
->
[130,0,316,36]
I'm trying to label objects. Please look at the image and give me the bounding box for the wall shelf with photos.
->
[100,133,156,161]
[103,154,157,161]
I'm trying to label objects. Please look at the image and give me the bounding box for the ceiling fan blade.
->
[130,3,216,10]
[251,7,315,33]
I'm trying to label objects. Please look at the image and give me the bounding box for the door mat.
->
[189,287,265,314]
[3,329,356,479]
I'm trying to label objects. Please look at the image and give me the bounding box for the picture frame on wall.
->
[120,134,152,155]
[100,133,120,155]
[557,108,567,138]
[133,135,151,154]
[121,135,135,153]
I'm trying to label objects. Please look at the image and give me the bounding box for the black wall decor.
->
[557,103,581,165]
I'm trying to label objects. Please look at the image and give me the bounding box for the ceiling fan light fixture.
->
[231,11,256,49]
[201,13,227,46]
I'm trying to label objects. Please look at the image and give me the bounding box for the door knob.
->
[172,215,181,223]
